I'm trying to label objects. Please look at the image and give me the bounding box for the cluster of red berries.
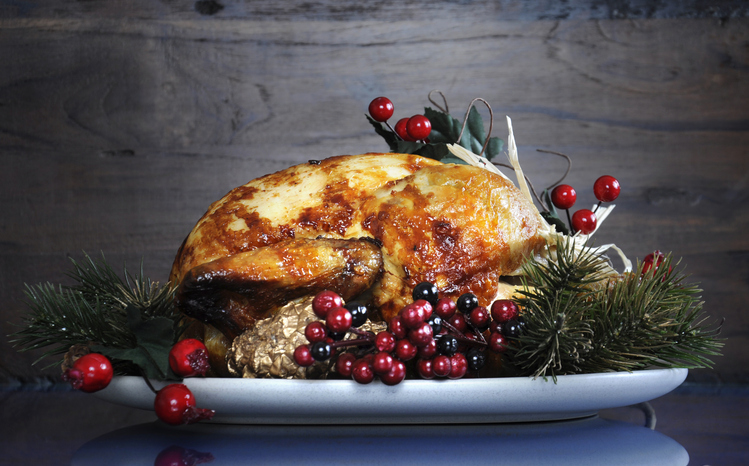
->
[550,175,621,235]
[368,96,432,142]
[294,283,524,384]
[62,338,215,426]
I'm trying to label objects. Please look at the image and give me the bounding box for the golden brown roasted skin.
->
[172,153,547,341]
[176,237,382,340]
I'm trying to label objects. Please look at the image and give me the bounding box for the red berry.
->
[375,331,396,353]
[169,339,209,377]
[406,115,431,141]
[434,297,457,319]
[593,175,621,203]
[468,306,490,330]
[352,359,375,384]
[312,291,343,319]
[488,332,508,353]
[408,321,434,347]
[417,338,438,359]
[395,339,418,361]
[372,352,394,375]
[326,306,353,333]
[305,321,327,343]
[154,446,214,466]
[389,315,407,339]
[449,353,468,379]
[294,345,315,367]
[63,353,113,393]
[335,353,356,377]
[368,97,394,122]
[642,250,671,276]
[394,118,414,141]
[417,358,435,379]
[551,184,577,210]
[572,209,597,235]
[401,303,425,329]
[381,360,406,385]
[490,299,519,323]
[154,384,214,426]
[447,313,468,333]
[432,355,451,377]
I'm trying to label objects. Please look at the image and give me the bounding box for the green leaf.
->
[93,305,179,381]
[541,211,570,235]
[393,140,426,154]
[540,189,569,234]
[424,107,462,144]
[484,137,503,160]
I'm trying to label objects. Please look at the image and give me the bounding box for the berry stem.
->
[328,333,375,350]
[140,368,159,395]
[428,89,449,114]
[440,320,487,349]
[593,201,602,213]
[456,98,493,157]
[385,121,403,141]
[565,208,573,232]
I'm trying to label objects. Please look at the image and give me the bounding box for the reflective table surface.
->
[1,383,747,465]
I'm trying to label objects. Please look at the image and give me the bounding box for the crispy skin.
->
[170,153,441,283]
[176,237,383,340]
[362,163,547,321]
[172,153,547,338]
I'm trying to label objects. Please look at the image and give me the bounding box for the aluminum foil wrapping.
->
[226,297,387,379]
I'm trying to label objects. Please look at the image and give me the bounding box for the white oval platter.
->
[93,368,687,424]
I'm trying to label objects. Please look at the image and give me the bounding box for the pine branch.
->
[507,239,724,380]
[9,253,179,369]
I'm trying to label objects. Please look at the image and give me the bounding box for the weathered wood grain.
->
[1,11,747,384]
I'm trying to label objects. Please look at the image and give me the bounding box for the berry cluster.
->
[294,284,525,384]
[63,339,215,426]
[368,96,432,142]
[550,175,621,235]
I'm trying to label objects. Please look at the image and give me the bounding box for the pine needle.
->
[508,239,724,380]
[9,253,179,368]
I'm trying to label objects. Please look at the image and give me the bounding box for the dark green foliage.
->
[10,253,180,377]
[508,240,724,380]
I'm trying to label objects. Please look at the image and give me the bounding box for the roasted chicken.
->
[171,152,548,346]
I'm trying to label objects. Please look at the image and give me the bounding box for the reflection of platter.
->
[93,368,687,424]
[72,417,689,466]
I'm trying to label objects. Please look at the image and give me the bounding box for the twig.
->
[428,90,449,113]
[457,98,493,157]
[536,149,572,190]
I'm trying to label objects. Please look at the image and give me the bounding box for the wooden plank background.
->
[1,1,747,386]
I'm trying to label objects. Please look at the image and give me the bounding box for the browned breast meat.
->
[172,152,547,341]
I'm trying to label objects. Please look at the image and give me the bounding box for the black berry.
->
[413,281,439,306]
[427,314,443,334]
[457,293,479,314]
[310,342,332,361]
[344,302,368,327]
[466,348,487,371]
[327,329,346,341]
[437,335,459,356]
[502,319,522,338]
